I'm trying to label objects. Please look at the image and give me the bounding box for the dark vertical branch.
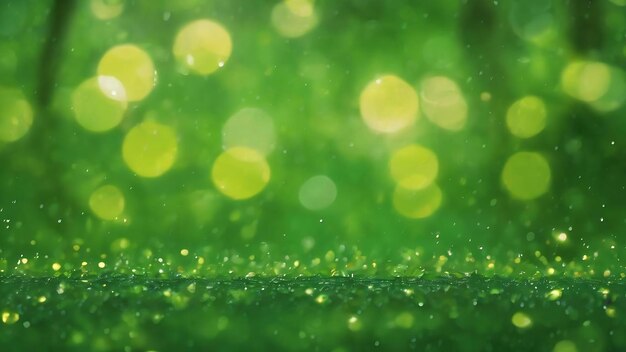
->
[38,0,77,107]
[567,0,604,54]
[31,0,78,229]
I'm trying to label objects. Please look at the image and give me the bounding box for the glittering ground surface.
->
[1,275,624,351]
[3,1,626,351]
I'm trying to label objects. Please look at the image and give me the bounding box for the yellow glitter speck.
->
[1,311,19,325]
[512,312,532,328]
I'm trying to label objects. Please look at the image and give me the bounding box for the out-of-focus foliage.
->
[1,0,626,281]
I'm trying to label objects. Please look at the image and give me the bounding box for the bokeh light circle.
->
[89,184,125,220]
[393,184,442,219]
[506,95,546,138]
[0,86,33,142]
[359,75,418,134]
[271,0,319,38]
[173,19,232,76]
[299,175,337,210]
[72,77,127,132]
[590,66,626,113]
[511,311,532,328]
[420,76,467,131]
[222,108,276,155]
[509,0,554,43]
[389,144,438,190]
[90,0,124,20]
[502,152,551,200]
[561,61,610,103]
[122,121,178,178]
[97,44,155,102]
[553,340,578,352]
[212,147,271,200]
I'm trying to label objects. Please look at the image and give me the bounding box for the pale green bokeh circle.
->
[0,86,33,142]
[298,175,337,210]
[420,76,467,131]
[271,0,319,38]
[222,108,276,155]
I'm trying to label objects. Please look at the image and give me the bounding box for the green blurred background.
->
[1,0,626,280]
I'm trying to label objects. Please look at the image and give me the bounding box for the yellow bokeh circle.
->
[420,76,467,131]
[506,95,546,138]
[72,77,127,132]
[389,144,438,190]
[502,152,551,200]
[359,75,419,134]
[393,184,442,219]
[89,184,125,220]
[122,121,178,178]
[97,44,156,102]
[0,86,33,142]
[211,147,271,200]
[173,19,232,76]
